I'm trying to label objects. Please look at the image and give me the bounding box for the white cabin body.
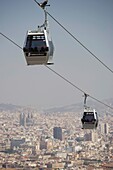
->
[81,108,98,129]
[23,29,54,65]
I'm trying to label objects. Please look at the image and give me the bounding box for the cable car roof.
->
[27,30,45,35]
[84,107,96,113]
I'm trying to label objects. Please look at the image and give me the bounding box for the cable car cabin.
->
[81,108,98,129]
[23,29,54,65]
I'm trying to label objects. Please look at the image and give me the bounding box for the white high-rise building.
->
[100,123,109,135]
[91,131,98,142]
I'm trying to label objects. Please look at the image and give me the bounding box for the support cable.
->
[0,32,22,50]
[45,65,113,110]
[0,32,113,110]
[33,0,113,74]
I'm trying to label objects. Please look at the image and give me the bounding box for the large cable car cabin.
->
[23,0,54,65]
[81,107,98,129]
[23,29,54,65]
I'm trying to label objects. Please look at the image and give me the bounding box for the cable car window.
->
[31,40,46,48]
[26,36,32,48]
[26,40,30,48]
[32,35,45,40]
[84,114,94,122]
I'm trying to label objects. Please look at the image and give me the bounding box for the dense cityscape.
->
[0,101,113,170]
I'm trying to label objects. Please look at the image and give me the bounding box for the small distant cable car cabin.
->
[23,29,54,65]
[81,108,98,129]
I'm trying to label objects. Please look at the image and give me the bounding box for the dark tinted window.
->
[26,35,46,48]
[83,112,95,122]
[85,114,94,121]
[31,40,46,48]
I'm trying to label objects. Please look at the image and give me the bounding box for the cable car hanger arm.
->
[33,0,50,30]
[83,93,89,108]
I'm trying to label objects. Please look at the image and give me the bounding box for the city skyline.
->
[0,105,113,169]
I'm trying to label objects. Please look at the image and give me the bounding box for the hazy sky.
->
[0,0,113,109]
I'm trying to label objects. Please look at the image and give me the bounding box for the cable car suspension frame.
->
[23,0,54,65]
